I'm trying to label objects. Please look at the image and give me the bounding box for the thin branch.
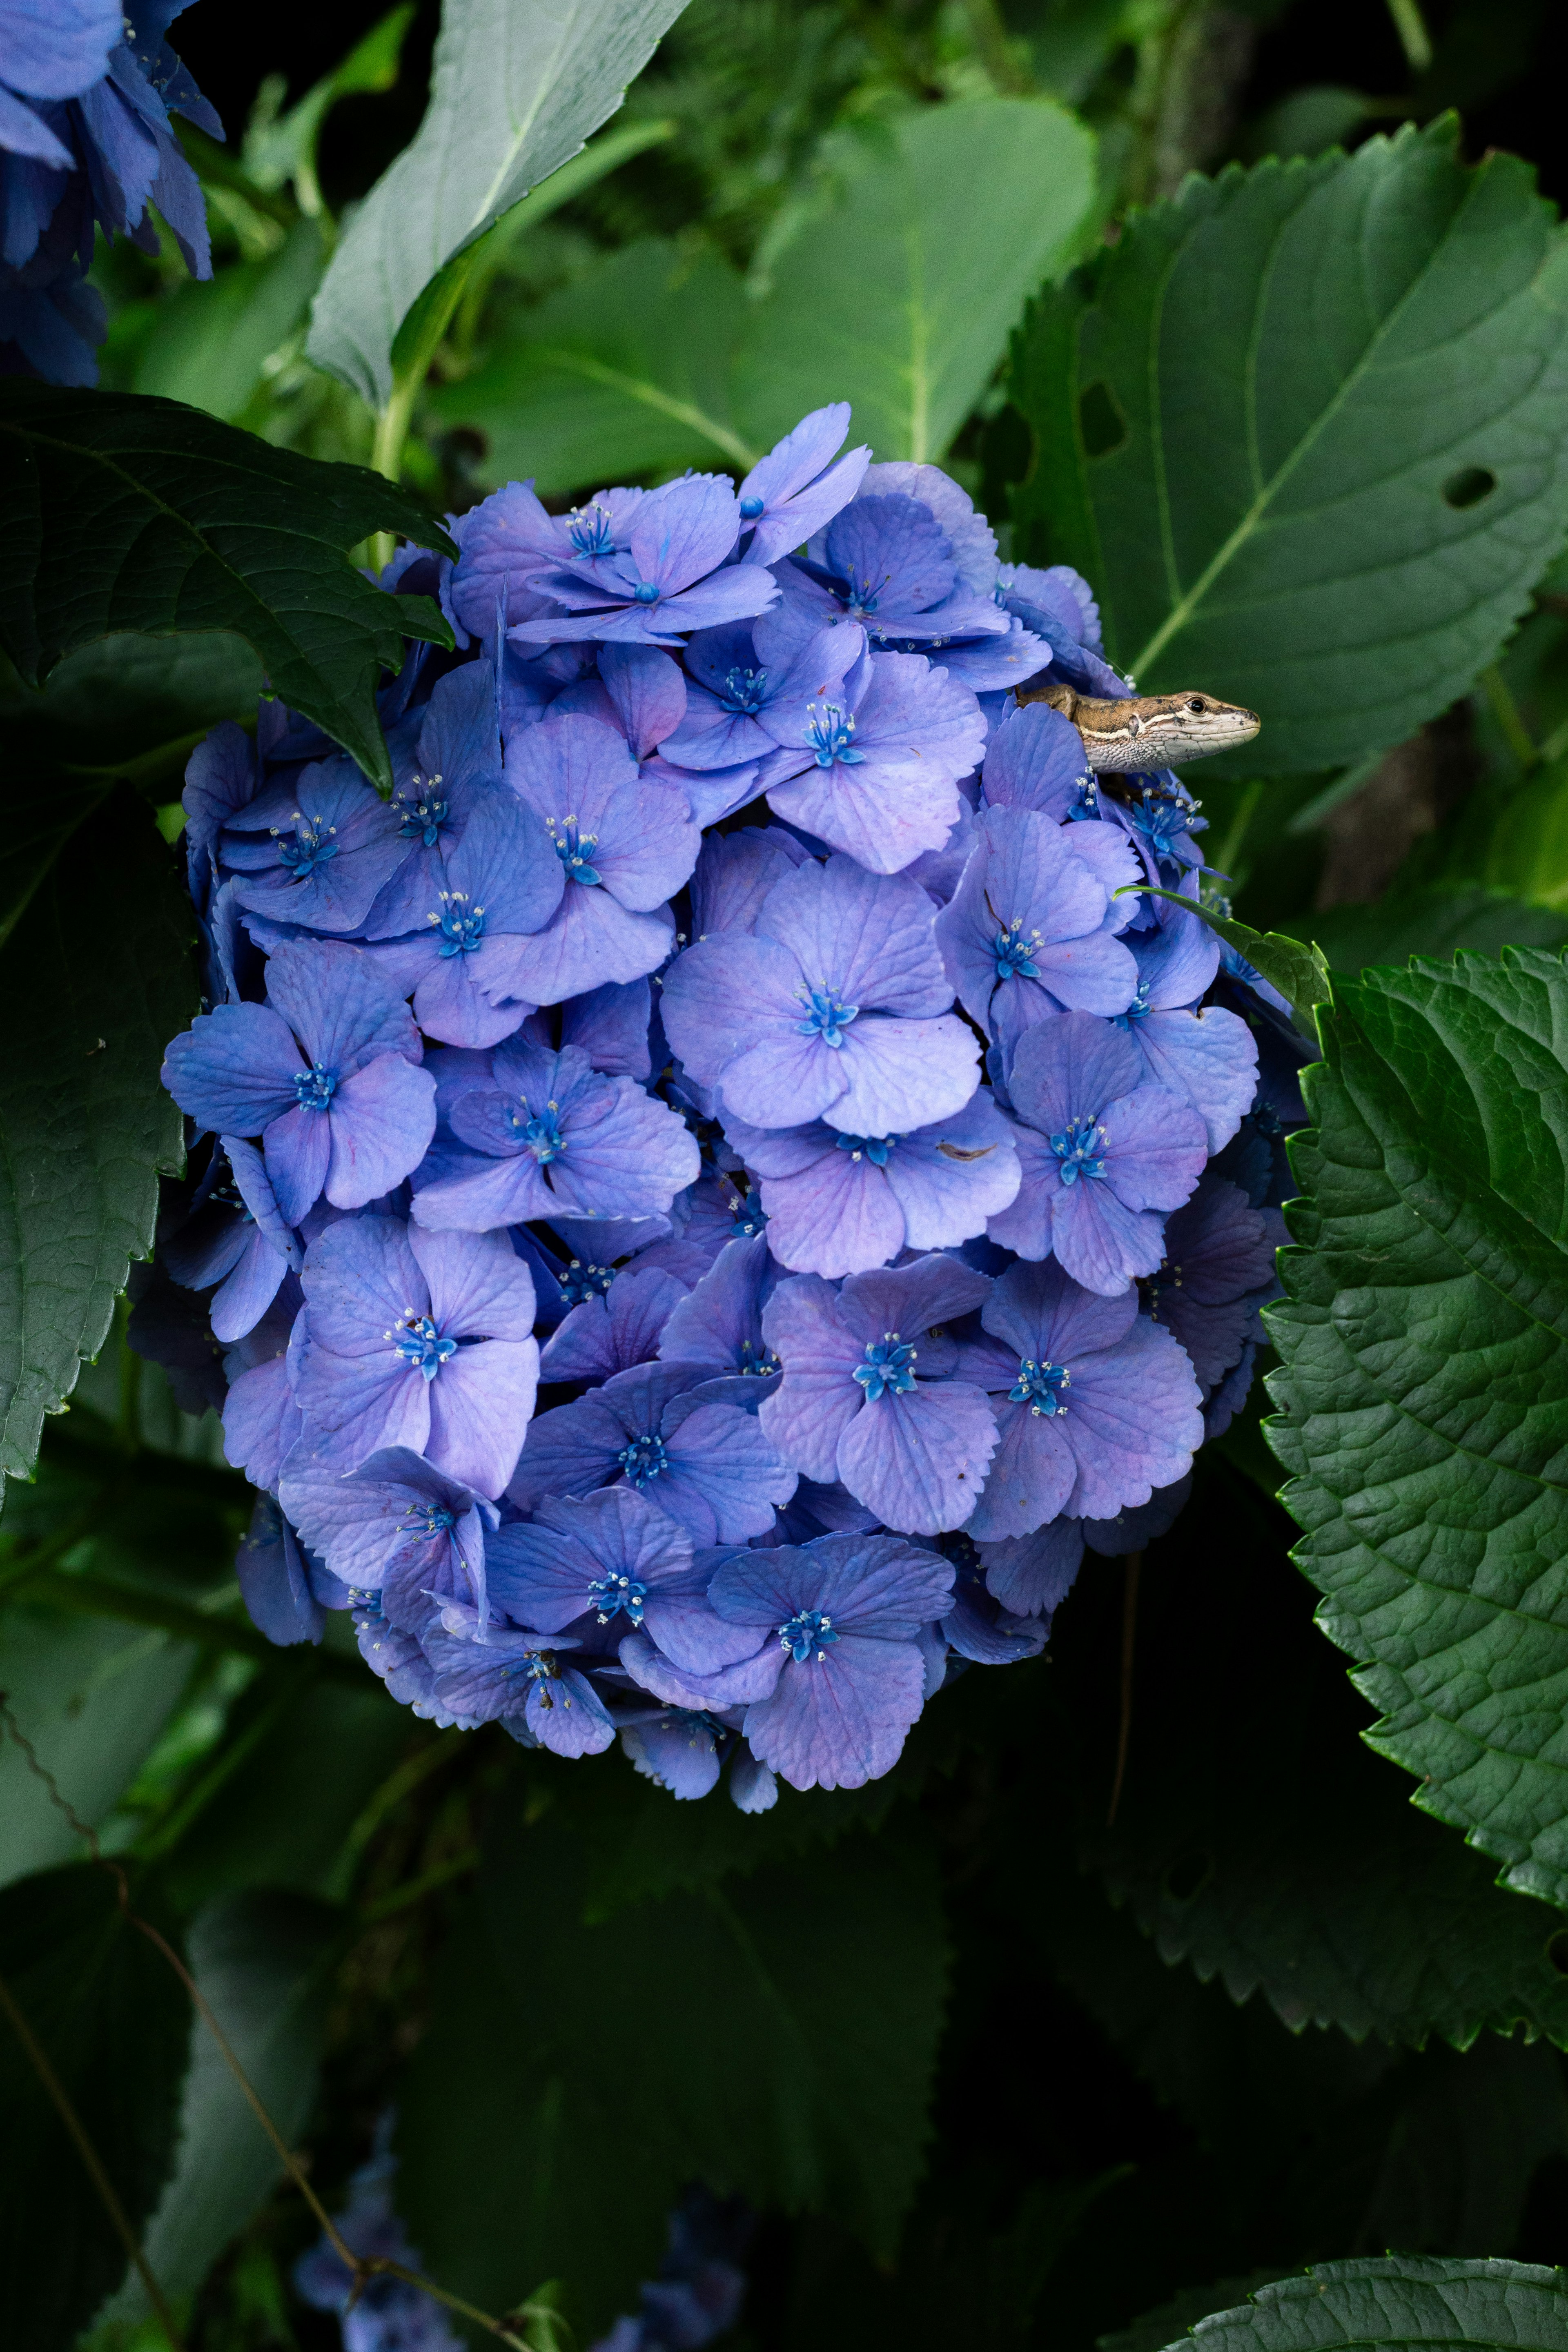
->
[0,1970,187,2352]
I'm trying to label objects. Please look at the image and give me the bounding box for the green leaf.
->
[243,3,417,201]
[0,632,263,780]
[98,1891,340,2324]
[1100,2276,1307,2352]
[1305,882,1568,973]
[0,1864,192,2350]
[1068,1466,1568,2050]
[130,220,325,423]
[1008,121,1568,775]
[0,384,453,791]
[305,0,692,408]
[1136,887,1330,1034]
[0,1604,196,1892]
[1266,945,1568,1907]
[733,98,1098,462]
[1160,2259,1568,2352]
[0,787,196,1490]
[397,1780,949,2331]
[431,238,754,493]
[1479,751,1568,911]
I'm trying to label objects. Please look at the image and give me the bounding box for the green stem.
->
[1383,0,1432,73]
[1211,778,1264,886]
[359,1847,480,1925]
[0,1499,110,1603]
[367,376,421,570]
[1481,664,1537,770]
[329,1724,468,1900]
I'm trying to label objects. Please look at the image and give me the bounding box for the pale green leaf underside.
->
[1170,2258,1568,2352]
[307,0,691,406]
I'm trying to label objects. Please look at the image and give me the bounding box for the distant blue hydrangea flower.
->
[412,1037,699,1230]
[509,1359,797,1545]
[952,1256,1204,1540]
[771,490,1010,653]
[294,2119,464,2352]
[724,1091,1020,1278]
[661,853,981,1136]
[296,1216,539,1496]
[161,939,436,1227]
[706,1532,955,1791]
[760,1255,998,1535]
[989,1011,1207,1295]
[589,2185,753,2352]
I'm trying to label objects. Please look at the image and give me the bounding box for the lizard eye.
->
[1186,697,1206,714]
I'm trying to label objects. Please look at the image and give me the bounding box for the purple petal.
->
[162,1000,300,1134]
[324,1056,436,1209]
[979,1519,1085,1619]
[835,1379,998,1535]
[539,1267,688,1383]
[757,1276,864,1484]
[1126,1007,1258,1155]
[742,1636,927,1792]
[261,1102,333,1227]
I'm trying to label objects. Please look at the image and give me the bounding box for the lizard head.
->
[1152,692,1261,760]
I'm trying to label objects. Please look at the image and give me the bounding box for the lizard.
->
[1016,681,1261,771]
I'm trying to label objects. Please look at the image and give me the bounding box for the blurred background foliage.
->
[9,1,1568,2346]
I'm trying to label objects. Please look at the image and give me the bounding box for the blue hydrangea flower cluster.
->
[149,403,1303,1805]
[0,0,217,383]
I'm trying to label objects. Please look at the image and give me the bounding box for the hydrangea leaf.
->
[305,0,692,409]
[0,786,196,1493]
[129,220,326,425]
[1135,886,1330,1036]
[1067,1465,1568,2050]
[0,1863,192,2350]
[0,1603,196,1892]
[98,1893,340,2327]
[733,96,1098,463]
[429,237,755,495]
[1266,945,1568,1908]
[396,1778,949,2332]
[0,384,454,793]
[0,632,263,782]
[1008,120,1568,775]
[1149,2260,1568,2352]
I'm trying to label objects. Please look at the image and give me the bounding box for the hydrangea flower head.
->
[510,473,779,647]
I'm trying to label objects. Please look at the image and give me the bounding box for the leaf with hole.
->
[0,384,452,791]
[1009,121,1568,774]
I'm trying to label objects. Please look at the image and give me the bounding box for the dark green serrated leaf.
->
[1165,2258,1568,2352]
[396,1773,949,2332]
[0,385,454,791]
[99,1891,341,2325]
[1009,122,1568,776]
[0,632,263,781]
[1065,1470,1568,2049]
[0,1863,192,2350]
[1101,2276,1307,2352]
[0,787,198,1491]
[1266,945,1568,1907]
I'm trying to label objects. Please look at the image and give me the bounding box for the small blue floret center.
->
[779,1608,839,1664]
[391,1314,457,1380]
[795,987,859,1047]
[434,891,486,954]
[548,817,602,885]
[1051,1114,1109,1185]
[589,1570,650,1626]
[1009,1357,1071,1416]
[835,1132,898,1166]
[294,1062,337,1111]
[276,813,339,880]
[511,1101,566,1162]
[993,922,1042,982]
[618,1431,670,1487]
[805,701,866,768]
[853,1332,918,1402]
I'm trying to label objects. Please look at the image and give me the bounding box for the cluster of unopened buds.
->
[143,403,1301,1806]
